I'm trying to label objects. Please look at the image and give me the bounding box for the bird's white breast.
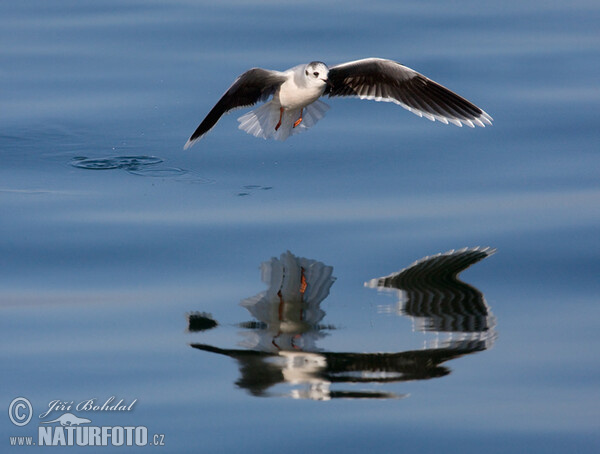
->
[276,77,324,110]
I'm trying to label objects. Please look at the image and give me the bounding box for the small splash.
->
[71,156,163,171]
[127,167,188,177]
[236,185,273,196]
[71,156,213,184]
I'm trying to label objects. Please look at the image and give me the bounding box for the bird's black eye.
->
[313,72,319,77]
[305,70,309,76]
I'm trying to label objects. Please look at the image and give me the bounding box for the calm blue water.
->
[1,1,599,452]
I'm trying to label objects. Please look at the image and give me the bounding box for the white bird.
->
[184,58,493,149]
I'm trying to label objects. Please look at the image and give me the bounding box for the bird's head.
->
[304,61,330,88]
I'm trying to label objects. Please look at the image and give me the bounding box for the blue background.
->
[1,1,599,452]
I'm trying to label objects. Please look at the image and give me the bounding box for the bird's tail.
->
[237,100,330,141]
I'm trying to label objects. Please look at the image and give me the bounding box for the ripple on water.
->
[70,156,213,184]
[236,185,273,196]
[71,156,163,171]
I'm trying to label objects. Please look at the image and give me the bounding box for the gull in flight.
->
[184,58,493,148]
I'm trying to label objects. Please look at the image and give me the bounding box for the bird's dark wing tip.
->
[183,138,197,150]
[183,129,205,149]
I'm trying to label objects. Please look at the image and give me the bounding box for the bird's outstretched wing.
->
[325,58,492,127]
[184,68,287,149]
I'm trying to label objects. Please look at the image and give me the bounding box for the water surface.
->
[1,1,599,452]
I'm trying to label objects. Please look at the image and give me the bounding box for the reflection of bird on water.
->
[188,248,496,400]
[366,246,496,349]
[191,342,483,399]
[238,251,335,353]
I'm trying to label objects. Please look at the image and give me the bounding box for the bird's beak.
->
[322,78,333,88]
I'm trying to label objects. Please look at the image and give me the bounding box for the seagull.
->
[184,58,493,148]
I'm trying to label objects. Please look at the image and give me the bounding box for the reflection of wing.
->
[320,348,480,382]
[366,247,495,333]
[190,342,484,399]
[191,344,281,397]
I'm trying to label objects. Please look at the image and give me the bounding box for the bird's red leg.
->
[293,109,303,128]
[274,107,284,131]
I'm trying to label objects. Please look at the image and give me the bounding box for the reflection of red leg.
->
[291,334,302,350]
[275,107,284,131]
[277,290,284,320]
[293,109,303,128]
[299,267,307,296]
